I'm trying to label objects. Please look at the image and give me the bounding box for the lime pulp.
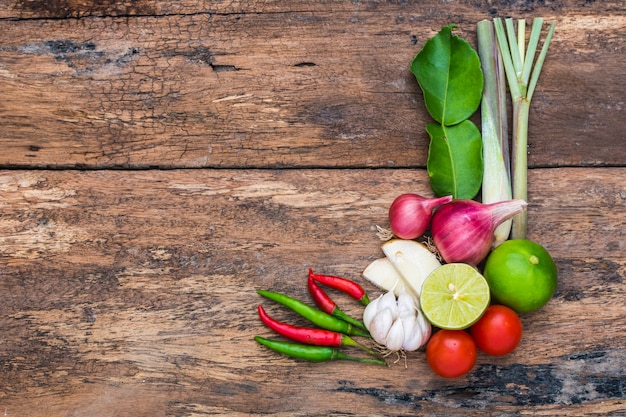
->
[420,263,490,330]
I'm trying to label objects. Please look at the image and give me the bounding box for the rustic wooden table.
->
[1,1,624,416]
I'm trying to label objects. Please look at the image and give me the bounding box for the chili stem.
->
[340,335,384,358]
[331,309,368,332]
[335,352,387,365]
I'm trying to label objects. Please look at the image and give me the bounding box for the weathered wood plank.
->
[2,0,625,19]
[0,7,624,169]
[1,1,624,415]
[0,167,624,415]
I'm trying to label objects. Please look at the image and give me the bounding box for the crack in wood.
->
[336,348,625,408]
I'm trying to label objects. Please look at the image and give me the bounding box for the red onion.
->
[431,199,527,265]
[389,194,453,239]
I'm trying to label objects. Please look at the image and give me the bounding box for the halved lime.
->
[420,263,490,330]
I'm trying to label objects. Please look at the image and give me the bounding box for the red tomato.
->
[426,330,477,378]
[470,305,523,356]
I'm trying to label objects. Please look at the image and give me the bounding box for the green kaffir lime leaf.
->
[411,25,483,126]
[426,120,483,199]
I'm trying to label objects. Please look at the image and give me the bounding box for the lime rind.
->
[420,263,490,330]
[484,239,558,313]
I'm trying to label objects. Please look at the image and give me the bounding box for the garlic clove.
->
[401,315,424,351]
[378,291,399,320]
[385,318,406,351]
[416,310,432,342]
[362,295,382,330]
[369,307,394,345]
[397,290,418,317]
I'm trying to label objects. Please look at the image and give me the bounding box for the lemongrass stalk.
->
[512,99,530,237]
[493,17,556,239]
[477,20,511,247]
[517,20,526,65]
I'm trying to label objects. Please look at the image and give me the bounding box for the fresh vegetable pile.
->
[255,18,557,378]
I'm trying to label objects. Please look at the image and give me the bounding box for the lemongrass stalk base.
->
[478,20,512,247]
[511,99,530,239]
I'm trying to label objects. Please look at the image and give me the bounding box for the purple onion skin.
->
[389,194,453,240]
[431,199,527,265]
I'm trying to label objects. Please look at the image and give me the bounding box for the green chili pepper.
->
[256,290,370,338]
[255,336,386,365]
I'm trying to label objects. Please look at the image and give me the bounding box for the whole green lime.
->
[483,239,558,313]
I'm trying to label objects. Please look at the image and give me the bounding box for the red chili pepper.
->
[258,305,342,346]
[307,273,368,331]
[309,268,370,306]
[257,305,379,357]
[307,273,336,315]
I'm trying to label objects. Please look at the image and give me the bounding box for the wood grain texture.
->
[0,168,624,416]
[0,3,624,168]
[2,0,625,19]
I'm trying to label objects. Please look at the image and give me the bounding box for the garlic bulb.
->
[362,290,431,351]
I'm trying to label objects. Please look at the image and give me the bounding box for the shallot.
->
[388,194,453,239]
[431,199,527,265]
